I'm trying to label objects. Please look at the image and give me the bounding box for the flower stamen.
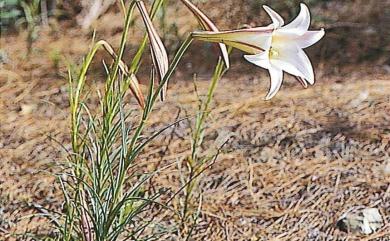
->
[269,48,279,58]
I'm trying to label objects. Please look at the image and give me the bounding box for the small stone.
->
[384,161,390,176]
[20,104,37,115]
[337,208,383,235]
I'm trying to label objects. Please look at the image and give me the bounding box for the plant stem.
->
[182,57,228,227]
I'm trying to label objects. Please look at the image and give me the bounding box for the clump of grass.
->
[0,0,24,29]
[52,0,236,238]
[20,0,41,55]
[55,0,195,240]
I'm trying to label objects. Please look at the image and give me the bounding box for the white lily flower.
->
[192,3,325,100]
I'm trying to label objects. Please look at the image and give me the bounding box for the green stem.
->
[109,1,137,86]
[191,58,226,162]
[182,56,228,227]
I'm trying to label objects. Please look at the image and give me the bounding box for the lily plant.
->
[192,3,325,100]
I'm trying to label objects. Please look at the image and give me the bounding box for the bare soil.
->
[1,27,390,240]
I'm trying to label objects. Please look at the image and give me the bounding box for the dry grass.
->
[1,29,390,240]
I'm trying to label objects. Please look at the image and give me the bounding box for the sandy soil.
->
[1,29,390,240]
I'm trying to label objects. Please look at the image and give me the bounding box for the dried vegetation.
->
[1,0,390,240]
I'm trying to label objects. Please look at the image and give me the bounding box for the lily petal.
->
[297,29,325,48]
[137,1,169,101]
[263,5,285,28]
[180,0,229,68]
[281,3,310,34]
[244,52,271,70]
[244,53,283,100]
[266,65,283,100]
[192,27,273,54]
[271,46,315,84]
[272,28,324,50]
[297,49,315,85]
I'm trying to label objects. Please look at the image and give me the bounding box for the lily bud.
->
[180,0,229,68]
[136,1,169,101]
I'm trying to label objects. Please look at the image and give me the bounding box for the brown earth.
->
[1,23,390,241]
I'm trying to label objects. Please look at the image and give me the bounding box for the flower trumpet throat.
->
[192,3,325,100]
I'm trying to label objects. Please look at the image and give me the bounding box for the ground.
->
[1,28,390,240]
